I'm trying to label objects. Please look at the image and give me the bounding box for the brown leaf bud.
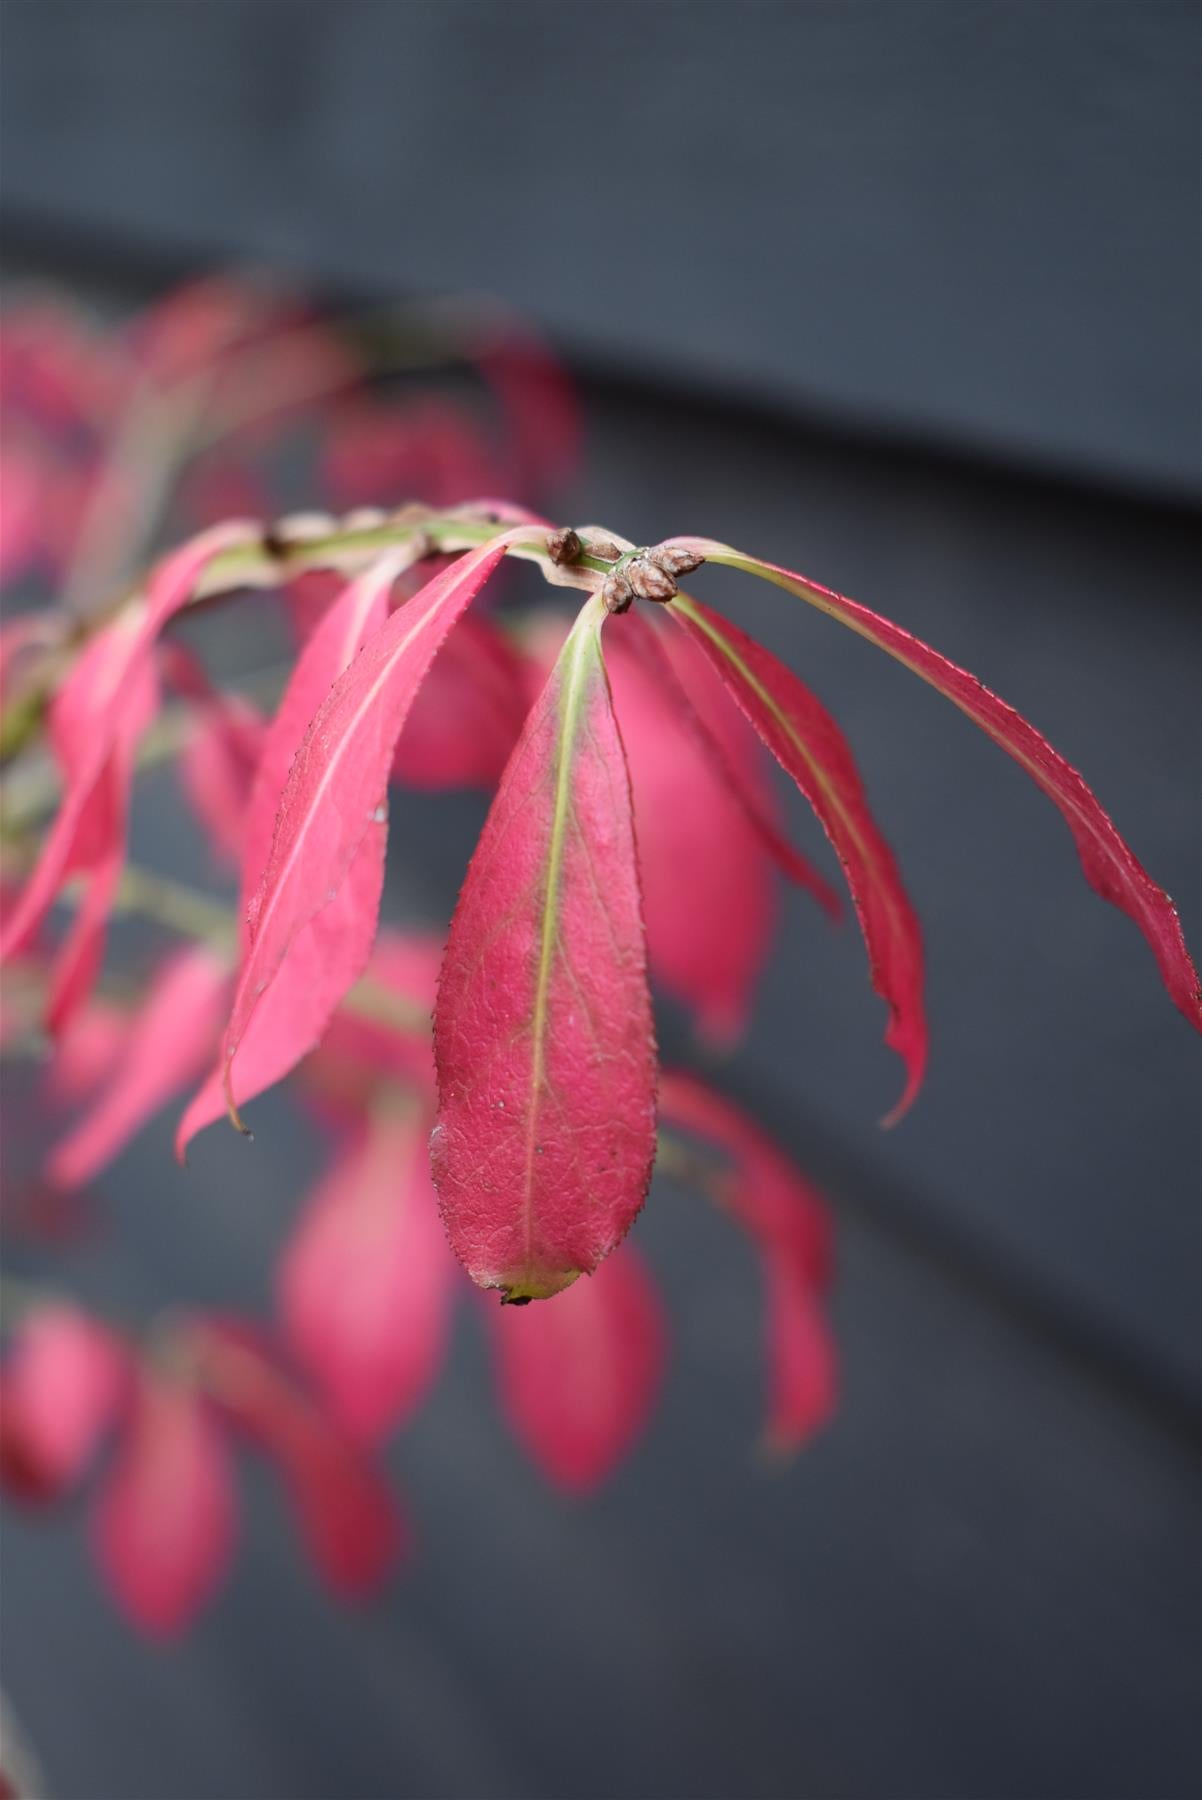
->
[546,527,583,566]
[601,569,635,614]
[262,510,337,557]
[627,554,678,602]
[582,535,621,563]
[647,541,706,577]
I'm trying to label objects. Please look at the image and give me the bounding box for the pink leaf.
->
[622,610,843,913]
[193,1322,404,1596]
[0,1304,128,1501]
[488,1239,664,1492]
[175,549,417,1154]
[218,537,513,1133]
[47,943,230,1190]
[0,442,51,586]
[0,524,252,1021]
[0,298,126,434]
[671,538,1202,1036]
[90,1368,236,1637]
[279,1105,455,1443]
[658,1070,836,1452]
[432,594,657,1300]
[41,998,131,1106]
[321,398,499,512]
[162,644,268,868]
[667,591,926,1122]
[602,620,783,1043]
[391,613,529,790]
[303,928,443,1121]
[473,323,582,496]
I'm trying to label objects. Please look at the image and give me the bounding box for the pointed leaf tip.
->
[674,537,1202,1041]
[666,591,926,1119]
[433,594,657,1298]
[658,1071,836,1452]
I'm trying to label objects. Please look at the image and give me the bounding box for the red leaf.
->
[392,613,529,790]
[488,1240,664,1492]
[90,1368,236,1637]
[0,1305,128,1501]
[162,644,268,868]
[47,943,229,1190]
[671,538,1202,1036]
[218,537,512,1133]
[192,1322,404,1596]
[130,275,270,385]
[175,550,416,1154]
[0,298,125,434]
[621,609,842,914]
[658,1070,836,1452]
[321,398,499,512]
[601,620,783,1043]
[666,591,926,1122]
[0,442,50,586]
[279,1105,455,1443]
[42,658,158,1036]
[303,928,442,1121]
[41,999,130,1106]
[473,322,582,496]
[0,524,252,1021]
[432,594,657,1300]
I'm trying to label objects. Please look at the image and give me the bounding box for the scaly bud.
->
[546,527,583,566]
[647,541,706,577]
[602,569,635,614]
[627,555,677,603]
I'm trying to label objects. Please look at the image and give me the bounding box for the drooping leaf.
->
[42,649,159,1036]
[41,998,130,1106]
[620,608,842,916]
[658,1070,836,1452]
[0,296,125,434]
[279,1105,455,1444]
[90,1367,236,1637]
[391,612,530,790]
[321,397,499,513]
[668,538,1202,1035]
[432,593,657,1300]
[0,1304,128,1501]
[0,442,50,586]
[302,928,443,1122]
[162,644,268,868]
[175,549,416,1154]
[472,319,582,497]
[191,1320,404,1596]
[47,943,230,1190]
[666,591,926,1121]
[0,524,252,1020]
[217,536,513,1133]
[488,1240,665,1492]
[601,620,785,1043]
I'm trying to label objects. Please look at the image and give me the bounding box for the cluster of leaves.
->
[1,278,1198,1640]
[0,280,835,1635]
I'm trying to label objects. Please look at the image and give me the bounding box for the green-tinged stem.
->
[194,509,611,600]
[0,508,607,765]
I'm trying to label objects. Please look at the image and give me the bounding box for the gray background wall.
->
[3,0,1199,497]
